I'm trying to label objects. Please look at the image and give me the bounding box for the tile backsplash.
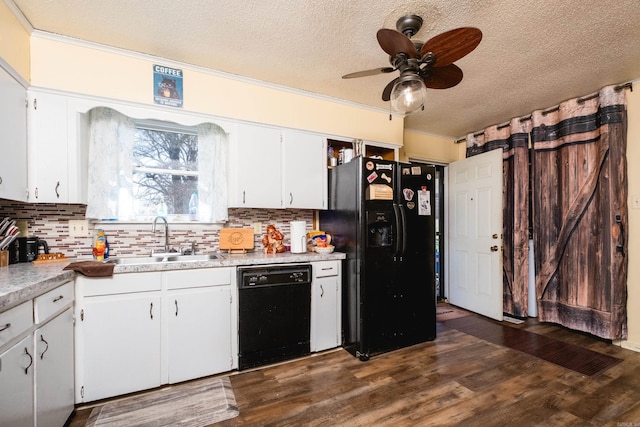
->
[0,200,315,258]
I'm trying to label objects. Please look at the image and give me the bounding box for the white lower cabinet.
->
[76,267,235,403]
[0,281,75,427]
[166,287,232,383]
[35,307,75,427]
[164,267,234,384]
[80,293,162,402]
[310,261,341,352]
[0,336,34,427]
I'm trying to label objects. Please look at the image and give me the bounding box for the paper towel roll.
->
[290,221,307,253]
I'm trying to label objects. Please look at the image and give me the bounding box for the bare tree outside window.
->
[132,124,198,218]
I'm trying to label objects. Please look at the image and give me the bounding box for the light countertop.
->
[0,250,345,312]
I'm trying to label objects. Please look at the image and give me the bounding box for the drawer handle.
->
[321,267,333,270]
[53,295,64,303]
[24,347,33,374]
[0,323,10,332]
[40,334,49,360]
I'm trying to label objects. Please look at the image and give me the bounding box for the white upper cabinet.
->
[0,66,28,201]
[282,130,327,209]
[228,123,328,209]
[27,90,88,203]
[228,123,283,208]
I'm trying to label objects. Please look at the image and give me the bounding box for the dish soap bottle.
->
[188,191,198,221]
[93,229,107,261]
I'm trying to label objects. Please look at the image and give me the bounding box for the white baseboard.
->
[613,339,640,353]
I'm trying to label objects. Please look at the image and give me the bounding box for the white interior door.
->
[447,148,503,320]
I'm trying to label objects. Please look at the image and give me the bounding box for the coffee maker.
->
[11,236,49,263]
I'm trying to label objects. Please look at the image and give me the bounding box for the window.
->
[86,107,228,223]
[132,120,199,219]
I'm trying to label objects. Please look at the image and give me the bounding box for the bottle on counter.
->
[93,229,107,261]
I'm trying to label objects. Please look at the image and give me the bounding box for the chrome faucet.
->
[152,216,170,253]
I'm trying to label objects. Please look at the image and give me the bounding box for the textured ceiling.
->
[10,0,640,138]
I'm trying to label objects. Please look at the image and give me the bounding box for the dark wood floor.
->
[67,307,640,426]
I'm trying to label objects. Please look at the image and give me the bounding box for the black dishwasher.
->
[238,264,312,370]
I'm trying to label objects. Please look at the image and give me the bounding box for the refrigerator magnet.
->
[367,171,378,183]
[365,161,375,171]
[403,188,414,201]
[407,202,416,209]
[418,190,431,216]
[411,166,422,175]
[380,173,392,183]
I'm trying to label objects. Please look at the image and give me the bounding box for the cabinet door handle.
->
[24,347,33,374]
[320,284,324,298]
[289,192,293,205]
[39,334,49,360]
[242,190,246,204]
[0,176,2,185]
[150,302,154,320]
[35,187,39,199]
[175,299,179,317]
[0,323,10,332]
[55,181,60,199]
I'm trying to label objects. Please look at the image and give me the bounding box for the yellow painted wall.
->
[400,129,461,163]
[623,85,640,350]
[29,35,403,145]
[0,1,30,79]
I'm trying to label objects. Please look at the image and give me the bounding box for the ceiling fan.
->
[343,15,482,114]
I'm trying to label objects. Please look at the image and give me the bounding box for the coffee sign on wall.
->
[153,64,183,108]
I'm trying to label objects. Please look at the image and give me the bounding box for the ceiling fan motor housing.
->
[396,14,423,38]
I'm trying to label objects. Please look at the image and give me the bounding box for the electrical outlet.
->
[69,219,90,237]
[253,222,262,234]
[632,195,640,209]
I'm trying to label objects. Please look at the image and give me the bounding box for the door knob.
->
[490,245,499,252]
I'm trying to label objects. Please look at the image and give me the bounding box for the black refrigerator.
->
[319,156,436,360]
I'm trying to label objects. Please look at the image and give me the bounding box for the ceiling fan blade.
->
[421,27,482,67]
[382,77,399,101]
[342,67,395,79]
[377,29,420,59]
[422,64,464,89]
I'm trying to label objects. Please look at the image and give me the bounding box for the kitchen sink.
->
[106,253,224,265]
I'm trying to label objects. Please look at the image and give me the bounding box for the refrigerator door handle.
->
[399,204,408,257]
[393,203,403,257]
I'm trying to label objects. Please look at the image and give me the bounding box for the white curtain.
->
[197,123,228,223]
[86,107,135,219]
[86,107,228,222]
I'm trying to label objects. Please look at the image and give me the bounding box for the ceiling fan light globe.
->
[390,75,427,114]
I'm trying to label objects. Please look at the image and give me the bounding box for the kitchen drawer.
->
[78,272,162,296]
[34,281,74,324]
[164,268,231,290]
[313,261,339,279]
[0,301,33,348]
